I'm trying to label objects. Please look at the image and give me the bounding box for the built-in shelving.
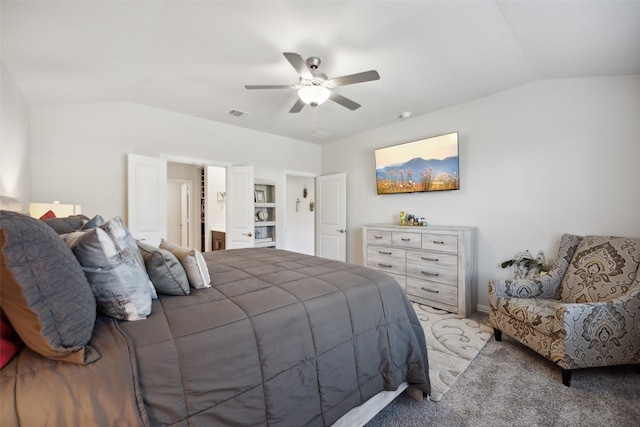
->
[254,181,276,248]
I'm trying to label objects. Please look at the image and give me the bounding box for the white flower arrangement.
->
[500,250,549,279]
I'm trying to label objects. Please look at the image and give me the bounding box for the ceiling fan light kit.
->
[245,52,380,113]
[298,85,331,106]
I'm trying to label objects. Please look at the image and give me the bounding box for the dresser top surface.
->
[364,224,476,231]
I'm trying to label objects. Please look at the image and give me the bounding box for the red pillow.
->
[1,309,23,368]
[39,210,57,220]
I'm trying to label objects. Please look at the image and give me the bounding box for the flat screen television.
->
[375,131,459,194]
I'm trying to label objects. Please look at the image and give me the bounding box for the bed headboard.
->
[0,196,23,213]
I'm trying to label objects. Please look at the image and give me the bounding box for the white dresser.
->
[363,224,477,317]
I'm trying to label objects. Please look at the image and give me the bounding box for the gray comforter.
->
[2,248,430,426]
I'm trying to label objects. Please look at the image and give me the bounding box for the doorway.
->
[167,162,226,251]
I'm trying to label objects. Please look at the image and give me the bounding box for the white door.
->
[127,154,167,247]
[316,173,346,261]
[226,166,255,249]
[180,182,191,247]
[167,180,192,247]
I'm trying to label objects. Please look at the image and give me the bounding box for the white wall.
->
[1,61,31,211]
[285,175,315,255]
[29,102,322,220]
[321,75,640,311]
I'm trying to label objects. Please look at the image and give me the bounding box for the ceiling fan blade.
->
[329,92,361,110]
[331,70,380,87]
[289,98,305,113]
[245,85,294,90]
[283,52,313,80]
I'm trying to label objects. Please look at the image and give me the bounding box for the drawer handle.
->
[374,235,383,239]
[421,271,439,276]
[421,287,439,294]
[421,256,439,262]
[433,240,445,244]
[401,238,411,241]
[378,263,393,268]
[378,251,392,255]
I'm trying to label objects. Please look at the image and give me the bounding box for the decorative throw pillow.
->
[80,214,106,230]
[0,309,23,369]
[159,239,211,289]
[41,214,89,234]
[0,211,98,364]
[38,210,56,220]
[559,235,640,303]
[68,227,152,321]
[99,216,157,299]
[137,241,190,296]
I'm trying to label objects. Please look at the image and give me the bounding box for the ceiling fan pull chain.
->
[312,107,319,134]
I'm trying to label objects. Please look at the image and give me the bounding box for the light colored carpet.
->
[366,309,640,426]
[411,303,493,401]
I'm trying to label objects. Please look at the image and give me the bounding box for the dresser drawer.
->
[392,232,422,248]
[367,245,406,261]
[367,245,406,276]
[367,256,406,276]
[407,278,457,308]
[421,233,458,253]
[406,260,457,285]
[367,230,392,245]
[406,250,457,271]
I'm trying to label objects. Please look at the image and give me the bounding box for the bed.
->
[0,208,430,426]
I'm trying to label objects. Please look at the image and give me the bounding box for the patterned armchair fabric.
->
[489,234,640,385]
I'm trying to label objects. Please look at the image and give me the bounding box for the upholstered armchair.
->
[489,234,640,386]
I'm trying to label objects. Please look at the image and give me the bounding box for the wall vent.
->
[228,109,250,118]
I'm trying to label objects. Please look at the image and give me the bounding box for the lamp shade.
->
[297,86,331,106]
[30,202,81,219]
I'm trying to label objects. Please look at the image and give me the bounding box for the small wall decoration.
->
[217,191,226,201]
[303,186,308,198]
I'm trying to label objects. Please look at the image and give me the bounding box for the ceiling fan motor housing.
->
[306,57,321,70]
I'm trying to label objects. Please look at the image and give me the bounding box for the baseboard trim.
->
[476,304,489,314]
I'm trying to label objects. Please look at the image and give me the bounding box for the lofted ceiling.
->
[2,0,640,145]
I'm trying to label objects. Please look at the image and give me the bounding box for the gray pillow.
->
[80,214,106,230]
[41,214,90,234]
[159,239,211,289]
[0,211,98,364]
[68,227,152,321]
[137,241,190,296]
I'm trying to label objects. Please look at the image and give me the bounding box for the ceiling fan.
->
[245,52,380,113]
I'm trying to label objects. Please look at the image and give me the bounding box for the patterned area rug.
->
[412,302,493,401]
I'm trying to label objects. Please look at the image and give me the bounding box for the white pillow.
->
[159,239,211,289]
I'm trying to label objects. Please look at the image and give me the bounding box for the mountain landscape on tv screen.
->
[376,156,459,194]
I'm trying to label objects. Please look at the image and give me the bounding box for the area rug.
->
[412,302,493,401]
